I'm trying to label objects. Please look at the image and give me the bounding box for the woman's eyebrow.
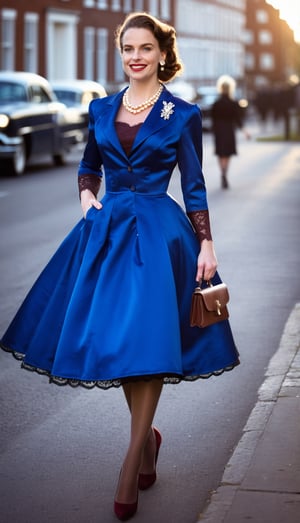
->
[123,42,154,47]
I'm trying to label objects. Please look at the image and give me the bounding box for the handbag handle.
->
[196,278,213,289]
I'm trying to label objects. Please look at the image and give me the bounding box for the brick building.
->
[1,0,298,97]
[0,0,246,92]
[175,0,246,88]
[0,1,174,91]
[245,0,298,95]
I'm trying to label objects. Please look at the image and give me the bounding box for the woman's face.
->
[121,27,165,82]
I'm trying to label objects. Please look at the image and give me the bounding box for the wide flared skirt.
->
[1,191,239,388]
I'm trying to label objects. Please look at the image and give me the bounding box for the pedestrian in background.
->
[212,75,250,189]
[0,13,239,521]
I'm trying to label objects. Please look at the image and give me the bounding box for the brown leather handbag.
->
[190,280,229,328]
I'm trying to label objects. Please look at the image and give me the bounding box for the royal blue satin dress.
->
[1,87,239,389]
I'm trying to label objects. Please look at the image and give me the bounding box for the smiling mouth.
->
[130,64,147,71]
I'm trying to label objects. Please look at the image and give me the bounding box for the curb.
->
[197,302,300,522]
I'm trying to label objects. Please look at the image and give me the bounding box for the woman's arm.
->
[78,101,103,217]
[187,210,217,281]
[178,105,218,281]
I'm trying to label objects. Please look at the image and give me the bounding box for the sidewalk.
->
[244,116,285,140]
[197,303,300,523]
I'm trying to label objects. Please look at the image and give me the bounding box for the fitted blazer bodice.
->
[78,86,208,212]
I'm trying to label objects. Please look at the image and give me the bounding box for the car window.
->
[53,89,81,106]
[199,94,217,107]
[29,84,52,103]
[0,81,27,102]
[91,91,100,100]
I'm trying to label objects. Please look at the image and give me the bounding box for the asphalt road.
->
[0,130,299,523]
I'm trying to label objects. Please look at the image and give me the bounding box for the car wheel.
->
[53,153,66,166]
[8,139,26,176]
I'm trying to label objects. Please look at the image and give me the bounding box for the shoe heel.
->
[138,427,162,490]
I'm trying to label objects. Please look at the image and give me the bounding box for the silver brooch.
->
[160,101,175,120]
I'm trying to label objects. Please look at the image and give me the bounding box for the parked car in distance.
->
[167,80,197,103]
[0,71,86,175]
[197,87,218,132]
[52,80,107,140]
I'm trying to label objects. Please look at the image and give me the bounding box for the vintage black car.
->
[0,71,85,175]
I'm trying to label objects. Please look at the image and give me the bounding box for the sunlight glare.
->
[266,0,300,42]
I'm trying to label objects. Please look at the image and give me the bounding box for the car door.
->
[26,84,62,155]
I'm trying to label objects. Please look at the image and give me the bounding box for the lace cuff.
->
[187,210,212,243]
[78,174,101,198]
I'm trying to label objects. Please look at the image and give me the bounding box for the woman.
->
[1,13,239,521]
[211,75,249,189]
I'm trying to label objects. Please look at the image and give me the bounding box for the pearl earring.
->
[160,60,165,71]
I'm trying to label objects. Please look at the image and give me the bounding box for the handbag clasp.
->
[215,299,222,316]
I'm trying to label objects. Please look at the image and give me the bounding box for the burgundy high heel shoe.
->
[138,427,162,490]
[114,497,138,521]
[114,470,139,521]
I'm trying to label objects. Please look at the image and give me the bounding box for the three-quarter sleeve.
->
[78,100,103,197]
[177,105,213,242]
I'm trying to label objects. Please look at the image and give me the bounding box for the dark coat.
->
[211,94,242,156]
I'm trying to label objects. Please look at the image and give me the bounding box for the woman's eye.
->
[122,45,153,53]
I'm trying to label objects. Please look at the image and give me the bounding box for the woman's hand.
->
[196,240,218,282]
[243,128,251,140]
[80,189,102,218]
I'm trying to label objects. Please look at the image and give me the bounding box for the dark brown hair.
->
[115,12,183,82]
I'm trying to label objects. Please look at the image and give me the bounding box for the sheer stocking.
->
[116,379,163,503]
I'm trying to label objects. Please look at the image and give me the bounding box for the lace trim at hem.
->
[1,343,239,390]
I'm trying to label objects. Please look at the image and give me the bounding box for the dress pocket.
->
[85,206,96,220]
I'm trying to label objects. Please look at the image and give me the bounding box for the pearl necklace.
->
[123,84,163,114]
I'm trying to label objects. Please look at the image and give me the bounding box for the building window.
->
[84,27,95,80]
[24,13,38,72]
[134,0,144,12]
[244,29,254,45]
[123,0,132,12]
[97,28,108,84]
[1,9,16,70]
[84,0,95,6]
[260,53,274,70]
[256,9,268,24]
[258,30,272,45]
[97,0,108,8]
[160,0,171,20]
[245,52,255,70]
[111,0,121,10]
[148,0,159,16]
